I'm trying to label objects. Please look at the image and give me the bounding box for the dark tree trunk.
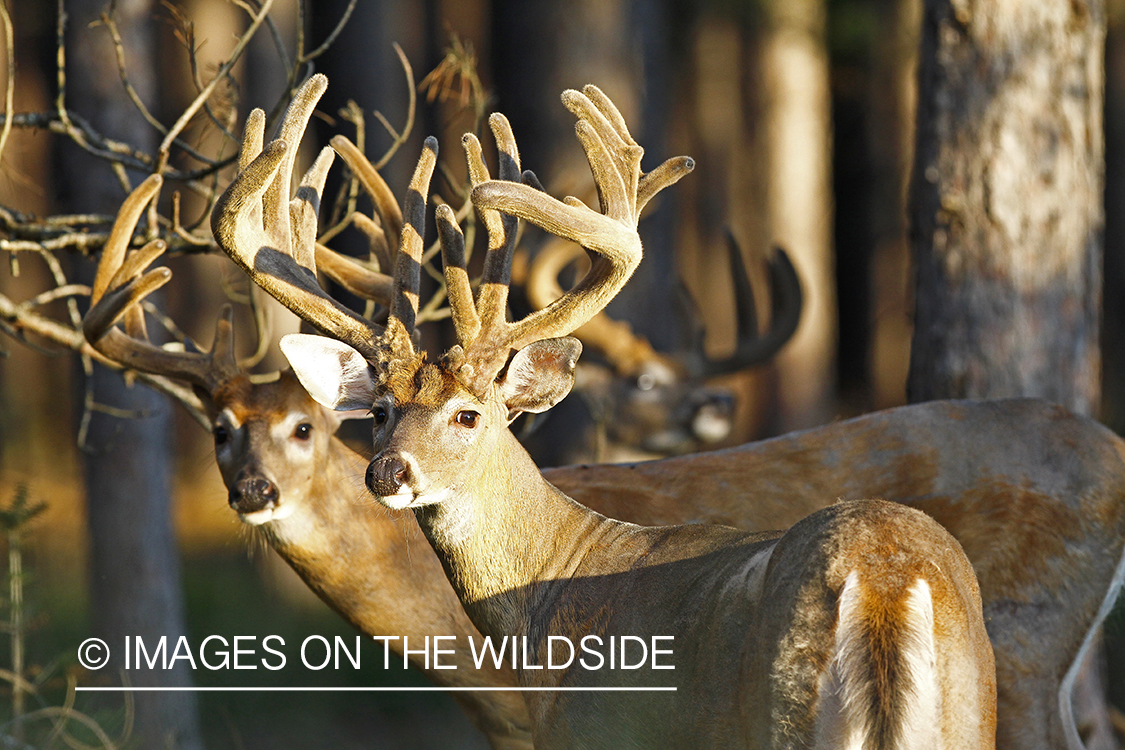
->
[908,0,1109,746]
[907,0,1104,416]
[57,0,202,747]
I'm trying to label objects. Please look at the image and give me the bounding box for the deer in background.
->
[214,74,995,748]
[518,232,800,464]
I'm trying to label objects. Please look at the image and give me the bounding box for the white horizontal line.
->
[76,686,677,693]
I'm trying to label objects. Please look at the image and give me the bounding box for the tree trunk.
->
[58,1,203,748]
[907,0,1104,416]
[908,0,1109,746]
[759,0,837,430]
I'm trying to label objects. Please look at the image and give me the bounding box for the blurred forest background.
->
[0,0,1120,747]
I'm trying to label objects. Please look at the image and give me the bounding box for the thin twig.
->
[17,284,89,310]
[55,0,69,130]
[154,0,276,176]
[0,0,15,169]
[371,44,415,171]
[100,13,164,135]
[301,0,358,62]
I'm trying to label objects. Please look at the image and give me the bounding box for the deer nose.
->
[691,391,735,444]
[367,454,410,497]
[229,476,279,513]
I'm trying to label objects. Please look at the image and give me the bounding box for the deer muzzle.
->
[229,476,279,514]
[367,454,411,499]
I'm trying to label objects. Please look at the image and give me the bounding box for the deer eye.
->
[372,405,388,425]
[454,410,480,429]
[213,424,230,445]
[294,423,313,441]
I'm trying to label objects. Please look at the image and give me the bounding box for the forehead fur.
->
[382,354,476,408]
[213,371,316,422]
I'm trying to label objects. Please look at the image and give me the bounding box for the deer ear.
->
[497,337,582,419]
[281,333,377,412]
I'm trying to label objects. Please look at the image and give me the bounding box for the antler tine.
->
[468,88,693,362]
[85,180,241,391]
[314,243,393,304]
[436,203,479,345]
[91,173,163,305]
[636,156,696,216]
[700,243,803,377]
[238,109,266,172]
[289,145,335,272]
[330,134,404,256]
[263,75,329,255]
[351,212,392,271]
[212,74,385,362]
[478,115,522,320]
[384,135,439,356]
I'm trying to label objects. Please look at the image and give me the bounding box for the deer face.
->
[281,333,581,510]
[209,371,350,524]
[572,357,736,456]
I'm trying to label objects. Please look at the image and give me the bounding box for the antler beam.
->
[440,85,694,395]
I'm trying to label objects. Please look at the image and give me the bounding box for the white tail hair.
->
[816,572,940,750]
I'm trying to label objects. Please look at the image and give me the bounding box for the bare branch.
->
[154,0,277,176]
[370,44,416,171]
[0,290,207,428]
[0,0,14,168]
[302,0,358,62]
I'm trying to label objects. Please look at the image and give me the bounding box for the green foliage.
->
[0,484,129,750]
[0,484,46,534]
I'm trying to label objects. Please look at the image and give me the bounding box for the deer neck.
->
[413,430,644,637]
[262,436,369,555]
[257,436,418,637]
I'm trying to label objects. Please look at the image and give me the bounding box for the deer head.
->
[81,84,408,524]
[82,209,366,522]
[520,233,801,459]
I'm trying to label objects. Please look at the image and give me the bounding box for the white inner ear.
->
[499,350,537,402]
[280,333,376,412]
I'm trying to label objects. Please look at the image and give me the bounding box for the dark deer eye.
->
[372,405,388,425]
[294,423,313,441]
[455,410,480,429]
[213,424,229,445]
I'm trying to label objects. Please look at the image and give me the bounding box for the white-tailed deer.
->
[520,233,801,463]
[214,75,996,748]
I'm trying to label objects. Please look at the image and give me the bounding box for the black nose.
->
[367,455,409,496]
[229,476,279,513]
